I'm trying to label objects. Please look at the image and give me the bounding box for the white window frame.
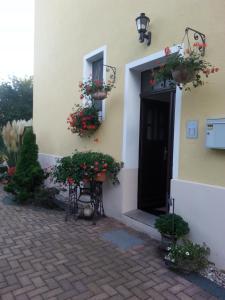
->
[83,46,107,120]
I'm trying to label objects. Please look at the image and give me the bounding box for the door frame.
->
[121,45,183,214]
[138,91,176,212]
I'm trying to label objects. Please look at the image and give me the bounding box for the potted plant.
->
[155,213,189,250]
[165,239,210,273]
[79,78,114,101]
[67,104,100,137]
[154,45,219,90]
[52,150,123,185]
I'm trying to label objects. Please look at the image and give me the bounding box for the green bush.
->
[5,129,44,202]
[52,150,123,185]
[165,239,210,273]
[155,214,189,239]
[32,187,60,209]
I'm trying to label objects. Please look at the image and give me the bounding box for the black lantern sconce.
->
[136,13,151,46]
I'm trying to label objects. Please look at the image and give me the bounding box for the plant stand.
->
[65,181,105,224]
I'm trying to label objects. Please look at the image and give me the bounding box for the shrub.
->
[155,214,189,239]
[165,239,210,273]
[5,129,44,202]
[32,187,60,209]
[52,150,123,185]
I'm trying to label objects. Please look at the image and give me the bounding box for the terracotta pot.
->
[92,91,107,100]
[172,67,196,84]
[95,172,106,182]
[7,166,16,177]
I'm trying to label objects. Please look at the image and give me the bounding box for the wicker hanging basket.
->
[91,91,108,100]
[172,67,196,84]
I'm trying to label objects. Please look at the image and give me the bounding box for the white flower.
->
[171,259,175,263]
[167,247,171,251]
[185,251,190,256]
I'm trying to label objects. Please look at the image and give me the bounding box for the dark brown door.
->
[138,92,174,213]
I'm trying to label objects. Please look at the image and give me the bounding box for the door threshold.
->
[124,209,158,228]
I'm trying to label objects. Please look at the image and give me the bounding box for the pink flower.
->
[164,47,171,56]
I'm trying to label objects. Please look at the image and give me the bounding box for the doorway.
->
[138,86,175,215]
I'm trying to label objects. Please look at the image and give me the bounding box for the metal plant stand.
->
[65,181,105,224]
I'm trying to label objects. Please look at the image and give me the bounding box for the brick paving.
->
[0,186,217,300]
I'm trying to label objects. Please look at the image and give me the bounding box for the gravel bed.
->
[200,264,225,288]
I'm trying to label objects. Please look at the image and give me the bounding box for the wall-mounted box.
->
[206,118,225,149]
[186,120,198,139]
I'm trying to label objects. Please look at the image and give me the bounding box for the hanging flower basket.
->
[154,45,219,90]
[79,79,114,101]
[92,90,108,101]
[67,104,100,137]
[171,67,196,84]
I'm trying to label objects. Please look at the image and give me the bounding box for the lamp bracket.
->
[139,31,151,46]
[185,27,206,56]
[103,64,116,85]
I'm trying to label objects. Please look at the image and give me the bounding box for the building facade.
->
[34,0,225,268]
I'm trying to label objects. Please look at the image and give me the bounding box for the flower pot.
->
[172,67,196,84]
[91,91,107,100]
[95,172,106,182]
[7,166,16,177]
[160,233,177,251]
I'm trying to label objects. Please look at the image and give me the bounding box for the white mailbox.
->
[206,118,225,149]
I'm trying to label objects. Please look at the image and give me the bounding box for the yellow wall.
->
[34,0,225,186]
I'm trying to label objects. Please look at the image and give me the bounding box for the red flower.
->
[94,161,99,165]
[164,47,171,56]
[148,79,156,86]
[7,167,16,177]
[79,82,83,88]
[103,163,108,168]
[67,177,75,184]
[193,42,207,48]
[80,94,84,99]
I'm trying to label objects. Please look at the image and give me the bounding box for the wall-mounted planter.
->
[67,104,100,137]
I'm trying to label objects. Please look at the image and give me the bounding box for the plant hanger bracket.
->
[103,64,116,85]
[184,27,206,56]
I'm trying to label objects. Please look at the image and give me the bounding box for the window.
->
[92,58,103,113]
[83,46,106,121]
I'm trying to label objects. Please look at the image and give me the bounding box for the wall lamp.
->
[136,13,151,46]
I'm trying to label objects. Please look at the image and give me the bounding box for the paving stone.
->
[0,185,215,300]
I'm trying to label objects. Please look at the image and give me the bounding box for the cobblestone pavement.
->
[0,186,217,300]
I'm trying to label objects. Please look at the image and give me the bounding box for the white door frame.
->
[122,44,182,179]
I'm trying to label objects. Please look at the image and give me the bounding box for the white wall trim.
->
[171,178,225,269]
[83,45,107,120]
[122,44,182,179]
